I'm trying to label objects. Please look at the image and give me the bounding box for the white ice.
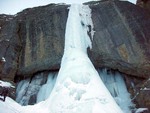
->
[15,79,30,105]
[37,72,57,103]
[98,69,133,113]
[135,108,148,113]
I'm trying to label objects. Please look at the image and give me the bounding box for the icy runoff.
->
[0,4,131,113]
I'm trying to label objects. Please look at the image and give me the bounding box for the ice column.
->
[98,69,133,113]
[45,4,123,113]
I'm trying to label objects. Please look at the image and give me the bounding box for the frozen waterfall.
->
[8,4,133,113]
[16,69,133,112]
[44,4,124,113]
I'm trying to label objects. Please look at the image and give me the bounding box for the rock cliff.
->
[0,1,150,80]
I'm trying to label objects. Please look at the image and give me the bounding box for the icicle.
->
[36,72,57,103]
[97,69,133,113]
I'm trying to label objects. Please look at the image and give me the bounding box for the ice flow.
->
[45,4,123,113]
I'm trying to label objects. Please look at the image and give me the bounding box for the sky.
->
[0,0,136,15]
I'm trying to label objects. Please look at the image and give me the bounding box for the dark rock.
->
[136,0,150,12]
[16,4,69,77]
[16,1,150,78]
[0,15,22,80]
[88,0,150,78]
[0,85,16,100]
[136,79,150,111]
[0,14,14,27]
[0,1,150,79]
[124,75,150,112]
[28,94,37,105]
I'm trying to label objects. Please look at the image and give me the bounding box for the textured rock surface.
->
[0,1,150,79]
[16,4,69,77]
[125,75,150,112]
[136,0,150,12]
[135,79,150,112]
[0,14,22,80]
[88,0,150,78]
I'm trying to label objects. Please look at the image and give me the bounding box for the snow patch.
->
[140,87,150,91]
[135,108,148,113]
[93,3,100,5]
[1,57,6,62]
[0,80,14,88]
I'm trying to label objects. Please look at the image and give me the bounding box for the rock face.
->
[88,1,150,78]
[0,14,22,80]
[0,1,150,79]
[124,75,150,112]
[17,4,69,77]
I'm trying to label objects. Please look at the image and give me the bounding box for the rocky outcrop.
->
[0,1,150,84]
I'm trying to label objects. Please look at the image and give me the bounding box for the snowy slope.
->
[0,98,22,113]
